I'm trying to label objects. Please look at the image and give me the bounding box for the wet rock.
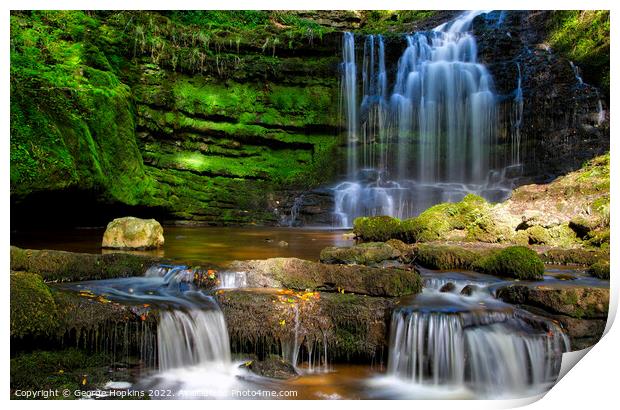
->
[217,290,395,362]
[243,356,298,379]
[439,282,456,293]
[229,257,422,297]
[460,285,481,296]
[496,284,609,319]
[319,242,402,266]
[541,247,609,267]
[278,240,289,247]
[11,246,162,282]
[102,217,164,250]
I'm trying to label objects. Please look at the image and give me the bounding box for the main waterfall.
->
[334,11,519,227]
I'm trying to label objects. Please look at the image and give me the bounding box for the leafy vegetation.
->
[548,11,610,92]
[359,10,437,33]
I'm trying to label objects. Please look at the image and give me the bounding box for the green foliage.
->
[10,272,59,338]
[353,216,403,242]
[476,246,545,280]
[359,10,437,33]
[548,11,610,92]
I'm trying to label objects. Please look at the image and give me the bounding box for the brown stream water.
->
[11,226,354,266]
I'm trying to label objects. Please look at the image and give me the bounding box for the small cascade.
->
[281,304,301,368]
[569,61,584,86]
[334,11,517,227]
[422,277,495,295]
[387,297,569,396]
[217,271,247,289]
[157,308,231,371]
[597,98,606,125]
[288,195,305,227]
[510,63,524,165]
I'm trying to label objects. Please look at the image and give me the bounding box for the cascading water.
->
[158,309,231,371]
[334,11,520,226]
[384,282,570,398]
[218,271,248,289]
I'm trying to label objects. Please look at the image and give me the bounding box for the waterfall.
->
[158,309,232,371]
[569,61,584,86]
[342,32,358,180]
[510,63,524,165]
[334,11,517,227]
[387,303,569,396]
[218,271,247,289]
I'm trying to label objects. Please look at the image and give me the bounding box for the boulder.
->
[460,284,481,296]
[102,217,164,249]
[319,242,402,266]
[242,356,298,379]
[228,257,422,297]
[439,282,456,293]
[496,284,609,319]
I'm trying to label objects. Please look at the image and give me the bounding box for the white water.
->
[384,275,570,398]
[387,306,569,397]
[335,11,520,226]
[158,309,231,371]
[218,271,247,289]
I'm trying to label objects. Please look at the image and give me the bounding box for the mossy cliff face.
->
[10,11,342,226]
[475,11,609,180]
[10,11,610,226]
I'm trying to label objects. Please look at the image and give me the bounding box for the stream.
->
[41,232,608,400]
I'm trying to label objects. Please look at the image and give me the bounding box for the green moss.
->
[402,194,503,243]
[10,349,113,398]
[476,246,544,280]
[548,11,610,92]
[10,272,59,338]
[415,244,480,270]
[526,225,552,245]
[358,10,437,33]
[10,11,153,204]
[589,259,610,280]
[353,216,403,242]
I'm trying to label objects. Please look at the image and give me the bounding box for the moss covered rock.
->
[414,244,482,270]
[102,216,165,249]
[11,246,162,282]
[589,260,610,280]
[319,242,402,265]
[476,246,545,280]
[229,257,422,297]
[497,284,609,319]
[353,216,402,242]
[10,272,59,338]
